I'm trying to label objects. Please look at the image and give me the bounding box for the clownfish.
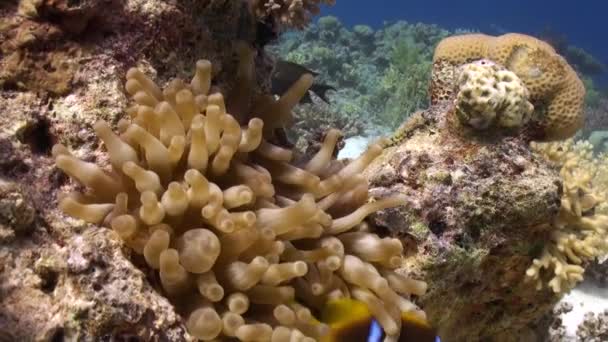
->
[319,298,441,342]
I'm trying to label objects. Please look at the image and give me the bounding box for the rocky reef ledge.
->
[366,103,563,340]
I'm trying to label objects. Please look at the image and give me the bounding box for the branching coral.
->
[431,33,586,141]
[250,0,335,29]
[526,139,608,293]
[53,60,426,340]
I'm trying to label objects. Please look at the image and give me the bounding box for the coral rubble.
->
[53,59,426,341]
[454,59,533,132]
[271,18,447,131]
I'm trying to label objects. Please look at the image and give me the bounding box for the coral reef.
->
[275,22,596,139]
[250,0,335,29]
[431,33,586,141]
[538,28,607,78]
[363,61,564,340]
[563,45,607,78]
[53,59,426,340]
[271,18,449,131]
[288,100,364,155]
[527,139,608,293]
[582,76,602,109]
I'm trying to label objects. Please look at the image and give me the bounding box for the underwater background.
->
[322,0,608,73]
[271,0,608,143]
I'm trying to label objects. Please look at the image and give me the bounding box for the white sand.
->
[338,135,374,159]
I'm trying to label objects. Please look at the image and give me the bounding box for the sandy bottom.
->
[338,135,374,159]
[560,280,608,338]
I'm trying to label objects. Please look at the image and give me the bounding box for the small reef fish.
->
[271,60,336,103]
[320,298,441,342]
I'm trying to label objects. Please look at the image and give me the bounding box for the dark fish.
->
[271,60,336,104]
[319,298,440,342]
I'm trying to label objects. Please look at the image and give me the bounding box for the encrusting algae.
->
[52,59,429,341]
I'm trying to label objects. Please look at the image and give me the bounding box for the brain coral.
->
[53,59,427,341]
[431,33,586,141]
[455,59,534,131]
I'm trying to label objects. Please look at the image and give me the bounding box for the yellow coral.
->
[527,139,608,293]
[53,60,426,340]
[454,60,533,130]
[432,33,586,141]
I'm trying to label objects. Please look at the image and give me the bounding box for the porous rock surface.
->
[0,0,273,340]
[365,102,564,341]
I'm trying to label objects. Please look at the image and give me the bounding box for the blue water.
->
[321,0,607,76]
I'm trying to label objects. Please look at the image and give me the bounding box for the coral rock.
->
[431,33,586,141]
[366,102,563,341]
